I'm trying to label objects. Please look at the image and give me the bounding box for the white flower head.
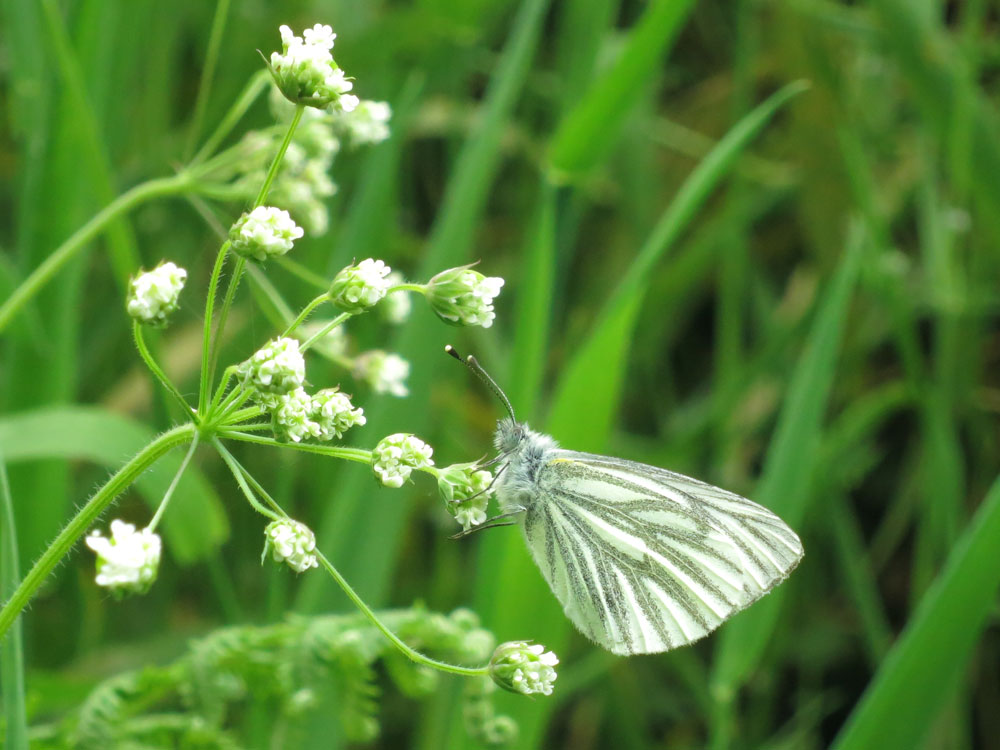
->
[85,520,162,596]
[329,258,392,313]
[438,463,493,531]
[263,518,318,573]
[488,641,559,696]
[310,387,365,440]
[268,24,356,110]
[372,433,434,488]
[426,266,505,328]
[353,350,409,397]
[238,337,306,405]
[126,261,187,326]
[229,206,304,262]
[273,387,322,443]
[336,99,392,145]
[381,272,411,324]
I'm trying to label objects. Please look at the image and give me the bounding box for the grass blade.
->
[0,458,29,750]
[547,0,697,179]
[832,473,1000,750]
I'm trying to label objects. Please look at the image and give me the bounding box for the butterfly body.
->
[491,417,803,656]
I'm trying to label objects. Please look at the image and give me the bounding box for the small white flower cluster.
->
[269,24,358,111]
[238,337,306,405]
[437,463,493,531]
[372,433,434,488]
[353,350,410,397]
[330,258,393,313]
[85,520,162,596]
[426,266,505,328]
[229,206,304,262]
[334,100,392,146]
[239,338,364,443]
[126,261,187,326]
[488,641,559,696]
[263,518,319,573]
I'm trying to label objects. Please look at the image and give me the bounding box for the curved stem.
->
[387,283,427,295]
[0,174,192,334]
[0,424,196,640]
[315,550,488,677]
[205,255,246,398]
[282,294,330,338]
[148,435,200,532]
[132,322,196,422]
[300,312,353,352]
[213,439,282,520]
[254,104,305,208]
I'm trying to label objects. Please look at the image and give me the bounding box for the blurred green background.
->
[2,0,1000,748]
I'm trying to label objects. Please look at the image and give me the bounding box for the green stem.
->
[388,283,427,295]
[300,312,353,351]
[147,436,200,532]
[213,439,282,520]
[315,550,488,677]
[208,366,238,416]
[219,430,372,464]
[198,240,233,414]
[206,255,247,398]
[254,104,305,208]
[282,294,331,337]
[190,69,271,167]
[183,0,232,161]
[0,174,192,334]
[133,322,196,421]
[0,424,196,640]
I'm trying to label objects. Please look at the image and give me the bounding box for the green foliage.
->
[31,608,501,749]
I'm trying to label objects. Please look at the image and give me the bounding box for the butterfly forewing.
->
[521,451,803,655]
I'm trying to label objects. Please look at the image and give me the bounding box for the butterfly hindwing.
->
[520,451,804,655]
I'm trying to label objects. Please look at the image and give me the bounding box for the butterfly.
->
[447,346,804,656]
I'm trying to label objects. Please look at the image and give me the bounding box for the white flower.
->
[229,206,304,261]
[372,433,434,488]
[85,520,162,596]
[353,350,409,397]
[437,463,493,531]
[425,266,505,328]
[336,100,391,145]
[488,641,559,696]
[238,337,306,404]
[381,272,411,324]
[329,258,392,313]
[268,24,355,110]
[273,387,322,443]
[126,261,187,325]
[264,518,318,573]
[310,388,365,440]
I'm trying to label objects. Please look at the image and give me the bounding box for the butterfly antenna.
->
[445,345,516,421]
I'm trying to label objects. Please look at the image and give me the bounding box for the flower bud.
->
[238,337,306,405]
[268,24,355,110]
[273,387,322,443]
[488,641,558,696]
[437,463,493,531]
[425,266,504,328]
[329,258,392,313]
[310,387,365,440]
[85,520,161,596]
[372,433,434,488]
[126,261,187,326]
[229,206,303,262]
[263,518,319,573]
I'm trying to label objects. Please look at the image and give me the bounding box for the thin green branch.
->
[0,424,196,640]
[282,293,331,337]
[0,174,192,334]
[212,439,282,520]
[183,0,232,161]
[218,430,372,464]
[190,69,271,167]
[300,312,352,351]
[132,322,196,422]
[148,436,200,532]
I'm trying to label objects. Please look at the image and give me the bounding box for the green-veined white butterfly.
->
[447,346,804,656]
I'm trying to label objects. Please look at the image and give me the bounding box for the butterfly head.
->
[494,417,528,453]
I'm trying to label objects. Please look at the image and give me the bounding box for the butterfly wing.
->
[521,450,803,655]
